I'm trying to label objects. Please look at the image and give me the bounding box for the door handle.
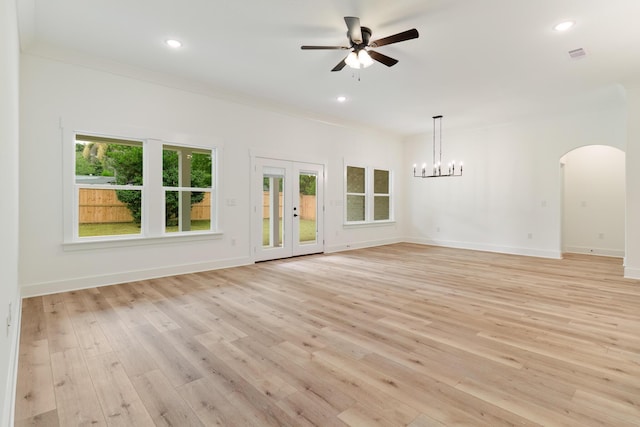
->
[293,213,299,217]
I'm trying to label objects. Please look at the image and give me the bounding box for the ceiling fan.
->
[301,16,419,72]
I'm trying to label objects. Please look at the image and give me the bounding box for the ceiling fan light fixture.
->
[358,50,374,68]
[553,20,575,32]
[345,51,361,69]
[165,39,182,48]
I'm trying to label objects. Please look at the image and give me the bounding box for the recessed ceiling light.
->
[337,96,347,103]
[553,21,575,32]
[165,39,182,48]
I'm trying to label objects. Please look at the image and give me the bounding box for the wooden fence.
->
[78,189,211,224]
[79,189,315,223]
[262,193,316,220]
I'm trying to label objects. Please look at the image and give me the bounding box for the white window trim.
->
[63,124,222,250]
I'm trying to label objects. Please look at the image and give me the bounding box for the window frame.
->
[64,128,222,250]
[344,163,394,225]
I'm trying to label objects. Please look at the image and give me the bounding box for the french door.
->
[253,157,324,262]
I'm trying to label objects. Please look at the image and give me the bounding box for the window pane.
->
[347,195,365,221]
[346,166,365,193]
[374,196,390,221]
[75,136,143,185]
[165,190,211,233]
[162,150,179,186]
[191,152,212,188]
[163,146,212,188]
[374,169,389,194]
[78,188,141,237]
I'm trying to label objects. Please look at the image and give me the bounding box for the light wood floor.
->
[14,243,640,426]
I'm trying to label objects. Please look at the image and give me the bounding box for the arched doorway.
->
[560,145,625,257]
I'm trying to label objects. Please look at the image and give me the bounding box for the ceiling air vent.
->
[568,48,587,60]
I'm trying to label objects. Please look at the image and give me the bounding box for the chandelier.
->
[413,115,463,178]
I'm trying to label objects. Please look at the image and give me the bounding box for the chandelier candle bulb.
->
[412,115,464,178]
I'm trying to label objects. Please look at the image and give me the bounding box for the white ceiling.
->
[16,0,640,135]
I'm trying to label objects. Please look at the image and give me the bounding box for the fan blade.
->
[331,57,348,72]
[344,16,362,44]
[301,45,349,50]
[370,28,419,47]
[368,50,398,67]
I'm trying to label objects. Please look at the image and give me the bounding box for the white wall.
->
[0,0,21,424]
[561,145,625,257]
[19,54,404,296]
[402,95,627,259]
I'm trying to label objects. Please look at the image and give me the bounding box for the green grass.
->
[80,219,317,243]
[262,218,316,246]
[165,220,211,233]
[79,220,211,237]
[79,222,141,237]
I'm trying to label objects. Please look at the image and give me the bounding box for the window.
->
[75,135,144,238]
[163,145,213,233]
[345,165,392,223]
[72,133,216,242]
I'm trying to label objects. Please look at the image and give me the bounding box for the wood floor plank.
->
[14,409,60,427]
[130,324,202,387]
[50,347,106,426]
[84,352,155,426]
[131,369,204,427]
[16,243,640,426]
[14,339,56,421]
[177,377,253,426]
[61,291,113,358]
[43,297,78,354]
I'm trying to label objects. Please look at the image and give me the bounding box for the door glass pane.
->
[263,169,284,248]
[299,172,317,244]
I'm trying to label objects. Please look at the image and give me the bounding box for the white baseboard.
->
[403,237,562,259]
[325,237,403,254]
[563,246,625,258]
[2,297,22,427]
[624,266,640,280]
[20,256,252,298]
